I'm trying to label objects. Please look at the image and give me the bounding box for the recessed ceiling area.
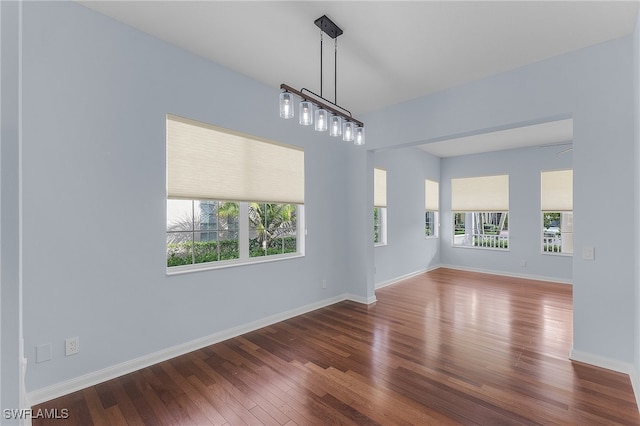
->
[417,119,573,158]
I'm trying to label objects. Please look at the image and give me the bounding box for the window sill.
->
[167,253,304,276]
[541,252,573,257]
[452,245,509,252]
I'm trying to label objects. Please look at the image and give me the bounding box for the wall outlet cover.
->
[582,246,595,260]
[36,343,52,363]
[65,337,80,356]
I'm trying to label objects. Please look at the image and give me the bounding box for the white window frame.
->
[425,179,439,238]
[374,206,388,246]
[426,211,439,238]
[374,168,388,247]
[166,114,305,274]
[541,169,573,256]
[452,211,509,251]
[451,175,509,251]
[167,202,305,274]
[542,211,573,256]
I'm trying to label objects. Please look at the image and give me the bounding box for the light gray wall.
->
[372,141,573,286]
[21,2,352,392]
[345,149,376,302]
[439,145,572,282]
[1,0,24,420]
[358,35,636,365]
[12,0,640,400]
[634,10,640,392]
[373,148,440,285]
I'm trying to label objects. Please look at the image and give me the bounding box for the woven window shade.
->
[541,169,572,211]
[374,168,387,208]
[167,114,304,204]
[451,175,509,211]
[425,179,439,211]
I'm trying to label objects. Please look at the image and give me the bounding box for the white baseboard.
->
[570,348,640,410]
[345,293,377,304]
[569,347,636,375]
[375,265,440,289]
[629,367,640,411]
[439,264,572,285]
[27,293,355,406]
[21,338,32,426]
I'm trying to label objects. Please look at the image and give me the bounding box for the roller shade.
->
[167,114,304,204]
[451,174,509,211]
[541,169,572,211]
[425,179,439,211]
[374,168,387,208]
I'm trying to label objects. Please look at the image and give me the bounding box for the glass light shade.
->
[315,108,328,132]
[279,92,294,119]
[342,121,355,142]
[329,115,342,137]
[354,126,365,145]
[299,101,313,126]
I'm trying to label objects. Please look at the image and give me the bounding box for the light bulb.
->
[329,115,342,137]
[299,101,313,126]
[279,92,294,119]
[355,126,365,145]
[343,121,354,142]
[315,108,328,132]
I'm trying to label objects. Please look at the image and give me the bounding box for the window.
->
[451,175,509,250]
[249,202,298,257]
[454,212,509,248]
[425,179,439,238]
[374,168,387,245]
[541,170,573,254]
[167,200,240,267]
[166,115,304,272]
[374,206,387,245]
[167,200,300,266]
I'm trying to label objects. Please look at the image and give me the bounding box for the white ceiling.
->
[79,0,638,156]
[418,118,573,157]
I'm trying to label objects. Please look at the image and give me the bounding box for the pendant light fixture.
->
[354,125,365,146]
[299,100,313,126]
[279,92,295,119]
[329,115,342,137]
[279,15,364,145]
[315,108,328,132]
[342,121,355,142]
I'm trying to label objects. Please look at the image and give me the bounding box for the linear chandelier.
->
[279,15,365,145]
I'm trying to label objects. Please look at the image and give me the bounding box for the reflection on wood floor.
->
[33,268,640,425]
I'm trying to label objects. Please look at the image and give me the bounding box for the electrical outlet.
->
[65,337,79,356]
[322,279,327,289]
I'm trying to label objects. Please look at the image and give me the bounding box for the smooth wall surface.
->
[634,9,640,393]
[374,148,440,286]
[9,0,640,403]
[1,0,24,420]
[21,2,353,392]
[359,34,636,367]
[439,145,573,282]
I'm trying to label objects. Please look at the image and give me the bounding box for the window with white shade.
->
[451,174,509,249]
[541,169,573,255]
[425,179,439,238]
[166,114,305,272]
[374,168,387,246]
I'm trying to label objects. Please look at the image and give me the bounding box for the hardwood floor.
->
[33,268,640,425]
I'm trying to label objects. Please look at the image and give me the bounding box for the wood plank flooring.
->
[32,268,640,425]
